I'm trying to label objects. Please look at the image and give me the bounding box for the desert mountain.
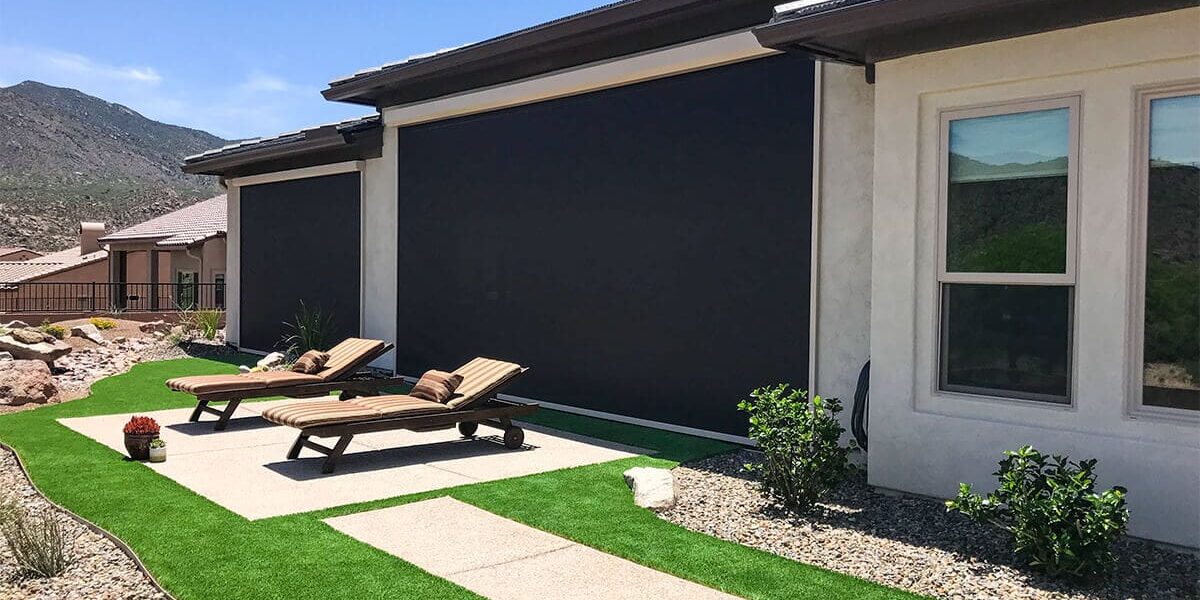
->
[0,81,227,250]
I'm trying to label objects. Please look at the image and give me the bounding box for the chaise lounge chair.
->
[259,357,535,474]
[166,338,405,431]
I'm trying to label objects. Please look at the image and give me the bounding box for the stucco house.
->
[182,0,1199,548]
[0,223,110,286]
[99,194,228,310]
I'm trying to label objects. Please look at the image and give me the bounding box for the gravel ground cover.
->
[660,450,1199,600]
[0,449,167,600]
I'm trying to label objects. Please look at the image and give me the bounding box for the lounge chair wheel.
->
[503,426,524,450]
[458,421,478,437]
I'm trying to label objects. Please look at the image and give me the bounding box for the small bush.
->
[179,308,222,341]
[150,438,166,449]
[280,301,336,355]
[88,317,118,330]
[2,508,70,578]
[122,416,160,436]
[738,384,850,512]
[38,321,66,340]
[946,445,1129,578]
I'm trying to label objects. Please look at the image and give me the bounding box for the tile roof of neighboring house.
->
[99,195,227,248]
[0,247,41,259]
[184,115,380,164]
[0,246,108,283]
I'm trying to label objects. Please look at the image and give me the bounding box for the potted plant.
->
[123,416,160,461]
[148,438,167,463]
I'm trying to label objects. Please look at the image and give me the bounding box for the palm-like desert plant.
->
[280,301,336,355]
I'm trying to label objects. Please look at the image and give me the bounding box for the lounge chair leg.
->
[188,401,208,423]
[322,435,354,474]
[287,434,309,459]
[213,399,241,431]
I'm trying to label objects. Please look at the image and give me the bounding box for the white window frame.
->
[1127,80,1200,422]
[934,95,1081,405]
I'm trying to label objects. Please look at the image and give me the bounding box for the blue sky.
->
[0,0,600,140]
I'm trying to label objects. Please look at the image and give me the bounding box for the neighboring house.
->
[182,0,1199,548]
[0,223,109,285]
[0,247,43,261]
[99,194,227,310]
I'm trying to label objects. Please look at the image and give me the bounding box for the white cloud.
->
[238,71,293,93]
[3,45,162,85]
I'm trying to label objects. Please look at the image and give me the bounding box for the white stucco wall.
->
[813,63,875,433]
[868,9,1200,547]
[360,132,398,371]
[224,185,241,346]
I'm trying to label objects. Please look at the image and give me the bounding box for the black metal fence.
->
[0,282,225,313]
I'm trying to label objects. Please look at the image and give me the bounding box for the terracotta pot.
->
[124,433,158,461]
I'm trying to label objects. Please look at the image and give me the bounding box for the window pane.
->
[940,284,1071,402]
[1143,94,1199,411]
[946,108,1069,273]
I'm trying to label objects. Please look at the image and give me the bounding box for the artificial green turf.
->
[0,358,923,600]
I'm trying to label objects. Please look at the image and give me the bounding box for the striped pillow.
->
[291,350,331,374]
[410,370,464,404]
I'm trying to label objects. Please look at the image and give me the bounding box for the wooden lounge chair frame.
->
[187,343,405,431]
[287,367,535,474]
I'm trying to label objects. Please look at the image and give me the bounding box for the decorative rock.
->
[256,352,286,369]
[0,334,71,364]
[139,320,168,333]
[114,336,127,344]
[0,359,59,405]
[70,323,107,345]
[0,319,29,329]
[623,466,677,511]
[153,331,165,339]
[238,365,251,373]
[0,352,11,361]
[10,328,49,344]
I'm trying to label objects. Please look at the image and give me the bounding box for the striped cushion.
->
[318,338,386,381]
[351,395,450,417]
[166,374,267,394]
[447,358,524,409]
[260,400,381,428]
[409,370,463,403]
[292,350,330,374]
[244,371,324,388]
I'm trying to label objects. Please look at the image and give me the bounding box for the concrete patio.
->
[59,398,644,519]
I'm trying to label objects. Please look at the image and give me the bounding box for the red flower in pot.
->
[123,416,160,461]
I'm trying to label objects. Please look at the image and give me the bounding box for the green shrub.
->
[2,507,71,578]
[946,445,1128,578]
[38,321,66,340]
[88,317,118,330]
[280,301,336,355]
[737,384,850,512]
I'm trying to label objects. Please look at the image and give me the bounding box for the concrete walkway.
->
[325,497,739,600]
[59,399,643,519]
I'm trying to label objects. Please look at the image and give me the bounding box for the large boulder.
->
[70,323,106,345]
[623,467,677,511]
[1,320,29,330]
[0,333,72,365]
[0,360,59,405]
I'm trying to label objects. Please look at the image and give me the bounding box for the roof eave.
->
[321,0,781,107]
[754,0,1200,65]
